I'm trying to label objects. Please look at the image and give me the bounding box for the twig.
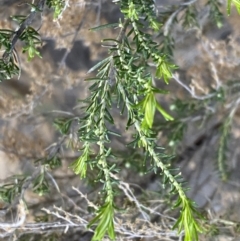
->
[0,200,26,236]
[172,73,216,100]
[2,0,46,62]
[163,0,198,36]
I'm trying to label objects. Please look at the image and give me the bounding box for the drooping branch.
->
[2,0,46,62]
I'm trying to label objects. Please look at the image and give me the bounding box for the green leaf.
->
[233,0,240,14]
[227,0,232,15]
[10,15,27,24]
[173,198,205,241]
[107,130,121,137]
[54,118,72,135]
[69,146,89,178]
[226,0,240,15]
[150,19,161,31]
[102,38,120,44]
[33,172,50,196]
[105,108,114,124]
[143,93,156,128]
[90,23,119,32]
[0,29,14,34]
[87,57,111,74]
[151,87,169,94]
[85,77,108,82]
[156,59,176,84]
[155,102,174,121]
[88,201,115,241]
[44,156,62,169]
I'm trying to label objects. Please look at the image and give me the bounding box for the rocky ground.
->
[1,1,240,241]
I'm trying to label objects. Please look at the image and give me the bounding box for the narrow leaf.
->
[87,56,111,74]
[155,102,174,121]
[90,23,119,31]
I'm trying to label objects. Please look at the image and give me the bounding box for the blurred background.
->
[1,0,240,240]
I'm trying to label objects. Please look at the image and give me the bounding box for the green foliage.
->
[182,5,199,29]
[88,201,116,241]
[227,0,240,15]
[217,115,232,181]
[0,55,19,81]
[173,197,205,241]
[70,0,206,237]
[208,0,224,28]
[0,0,65,81]
[134,79,173,131]
[21,27,42,61]
[0,29,19,81]
[0,29,14,51]
[46,0,66,19]
[32,168,50,196]
[0,176,27,203]
[44,155,62,170]
[70,144,90,178]
[54,118,73,135]
[1,1,240,241]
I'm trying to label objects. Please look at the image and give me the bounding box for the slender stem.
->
[117,81,186,200]
[3,0,46,62]
[98,80,114,202]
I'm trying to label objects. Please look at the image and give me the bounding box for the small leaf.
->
[88,202,115,241]
[144,93,156,128]
[233,0,240,14]
[227,0,232,15]
[90,23,119,31]
[105,108,114,124]
[69,146,89,178]
[101,38,120,44]
[54,118,72,135]
[107,130,121,137]
[87,56,112,74]
[155,102,174,121]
